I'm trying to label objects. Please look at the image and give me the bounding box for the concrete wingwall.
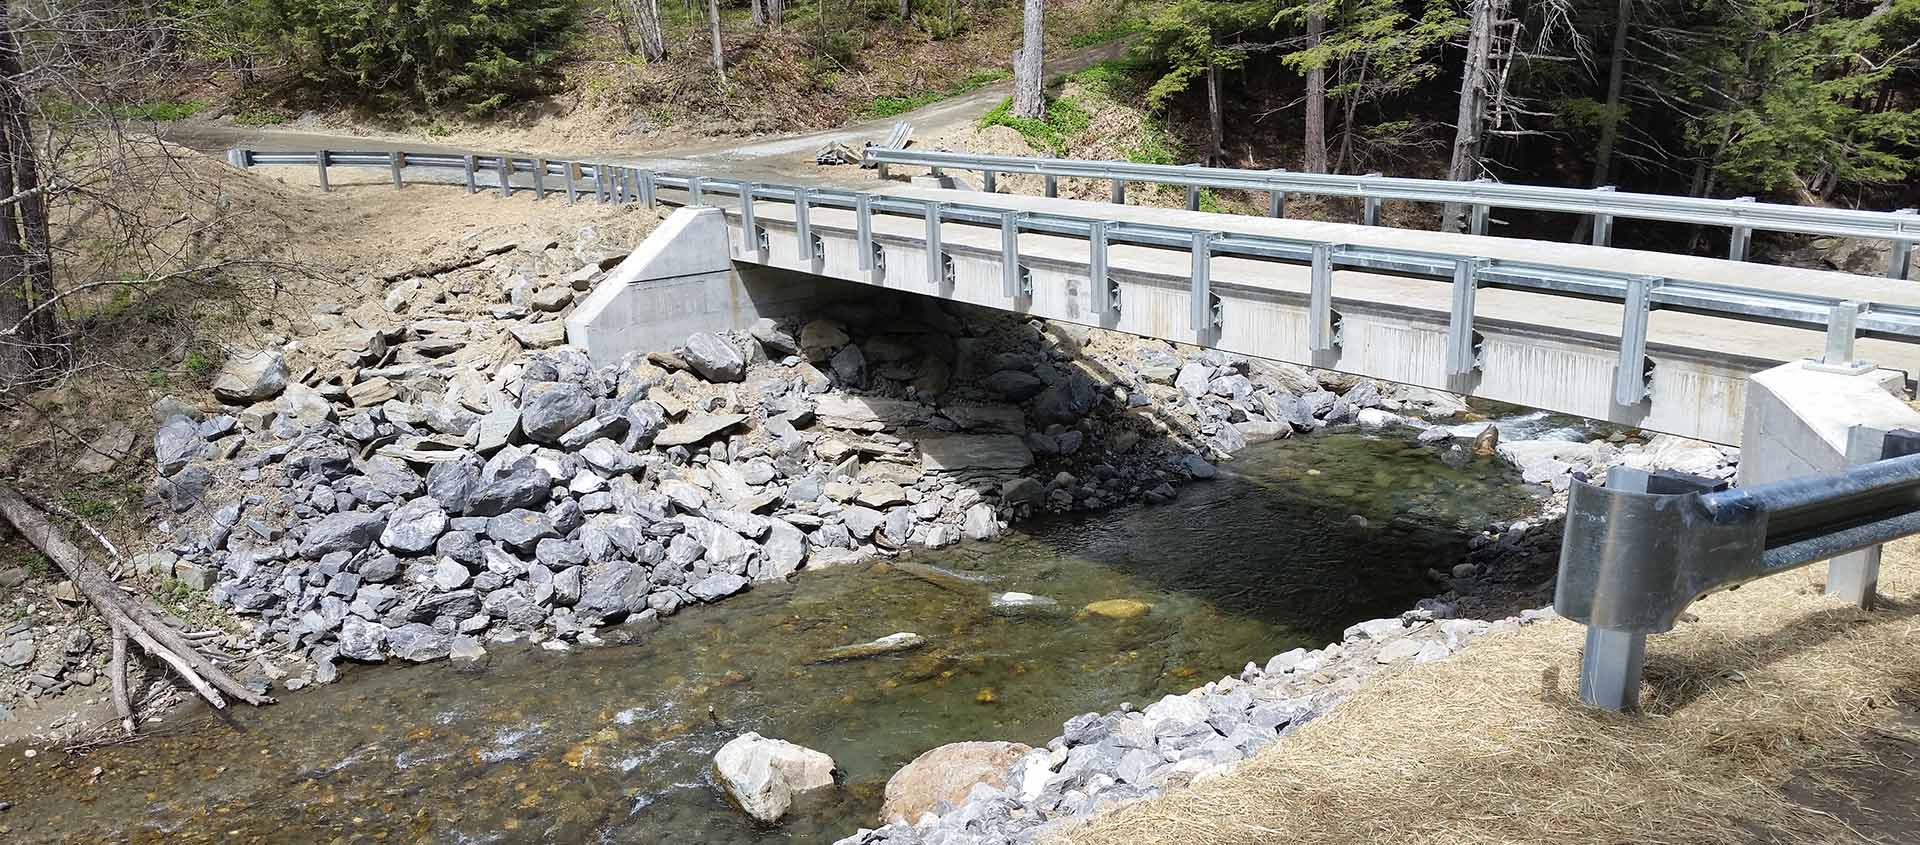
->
[567,207,838,361]
[1738,363,1920,486]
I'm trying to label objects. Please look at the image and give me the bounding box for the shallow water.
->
[0,432,1537,844]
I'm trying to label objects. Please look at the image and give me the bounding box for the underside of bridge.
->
[571,193,1920,448]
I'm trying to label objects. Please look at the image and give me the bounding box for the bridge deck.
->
[768,185,1920,375]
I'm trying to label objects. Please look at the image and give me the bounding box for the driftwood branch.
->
[0,484,272,731]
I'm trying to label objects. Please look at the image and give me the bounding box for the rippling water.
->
[0,432,1538,844]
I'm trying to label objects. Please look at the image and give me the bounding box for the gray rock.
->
[579,439,641,475]
[211,350,288,404]
[763,520,807,580]
[449,636,487,662]
[712,732,838,824]
[519,381,595,444]
[300,512,388,559]
[337,618,387,662]
[431,558,472,591]
[841,506,886,540]
[684,331,747,382]
[1174,362,1214,398]
[0,638,33,669]
[750,318,799,356]
[488,509,557,551]
[654,413,747,447]
[154,416,207,477]
[984,370,1045,401]
[689,572,749,602]
[426,452,485,513]
[386,623,451,662]
[830,344,867,386]
[578,562,649,618]
[962,503,1000,540]
[379,497,449,554]
[465,464,553,517]
[622,400,668,450]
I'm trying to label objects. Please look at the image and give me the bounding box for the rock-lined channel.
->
[0,431,1534,843]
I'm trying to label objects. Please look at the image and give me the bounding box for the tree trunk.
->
[1335,55,1366,173]
[899,0,909,18]
[1012,0,1045,119]
[0,12,51,390]
[1206,60,1225,165]
[1302,4,1329,173]
[707,0,727,86]
[1589,0,1630,188]
[751,0,765,27]
[1441,0,1499,232]
[628,0,667,59]
[769,0,783,29]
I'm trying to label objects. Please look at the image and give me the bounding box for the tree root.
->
[0,484,272,733]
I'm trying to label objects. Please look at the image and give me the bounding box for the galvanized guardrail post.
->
[1308,243,1339,353]
[1591,186,1616,247]
[740,183,762,259]
[1445,258,1488,376]
[388,152,405,189]
[1728,196,1756,262]
[1613,276,1658,408]
[855,192,881,283]
[1111,179,1125,205]
[495,156,512,199]
[1891,209,1916,281]
[925,200,946,292]
[1000,211,1028,299]
[1558,435,1920,712]
[1043,174,1057,198]
[315,149,330,192]
[463,155,478,195]
[1190,231,1217,341]
[1089,220,1114,318]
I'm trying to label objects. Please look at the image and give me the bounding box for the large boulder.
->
[712,732,838,824]
[684,331,746,382]
[880,741,1032,824]
[153,416,205,476]
[519,381,595,444]
[379,496,449,554]
[211,350,288,405]
[300,511,388,559]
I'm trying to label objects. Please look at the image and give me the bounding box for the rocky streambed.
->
[0,428,1545,843]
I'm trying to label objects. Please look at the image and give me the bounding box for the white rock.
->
[712,732,838,824]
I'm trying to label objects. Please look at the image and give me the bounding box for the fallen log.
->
[0,484,272,731]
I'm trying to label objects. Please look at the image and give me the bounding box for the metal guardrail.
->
[1555,428,1920,710]
[229,147,1920,411]
[862,148,1920,280]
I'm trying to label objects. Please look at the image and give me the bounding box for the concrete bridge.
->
[570,179,1920,448]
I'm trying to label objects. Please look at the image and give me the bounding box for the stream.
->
[0,430,1540,844]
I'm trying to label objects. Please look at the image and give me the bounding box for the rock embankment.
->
[122,221,1422,683]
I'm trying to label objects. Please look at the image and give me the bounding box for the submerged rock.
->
[989,592,1060,616]
[812,632,926,664]
[1083,599,1151,619]
[713,732,838,824]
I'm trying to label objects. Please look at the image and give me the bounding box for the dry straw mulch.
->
[1052,540,1920,845]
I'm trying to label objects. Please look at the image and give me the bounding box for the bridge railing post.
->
[999,211,1028,299]
[1189,231,1217,341]
[1111,179,1126,205]
[1728,196,1756,261]
[388,151,405,189]
[1043,174,1057,198]
[463,154,478,195]
[983,170,997,193]
[925,200,947,292]
[496,155,512,199]
[533,158,548,200]
[315,149,330,192]
[564,162,580,205]
[1445,258,1489,376]
[856,193,881,284]
[1308,243,1339,353]
[740,183,762,258]
[1890,209,1916,281]
[1591,186,1616,247]
[1613,276,1658,408]
[1089,220,1114,318]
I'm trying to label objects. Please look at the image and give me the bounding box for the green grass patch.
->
[234,106,291,126]
[979,95,1090,155]
[121,100,205,122]
[1066,18,1147,49]
[862,69,1010,119]
[59,491,119,520]
[183,350,216,381]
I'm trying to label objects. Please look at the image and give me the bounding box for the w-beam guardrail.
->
[228,147,1920,411]
[1557,429,1920,710]
[862,148,1920,281]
